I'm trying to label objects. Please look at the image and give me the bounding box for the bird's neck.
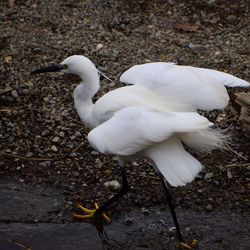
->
[74,76,100,128]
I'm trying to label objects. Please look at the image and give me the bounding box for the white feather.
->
[88,106,212,156]
[120,63,249,110]
[146,137,203,187]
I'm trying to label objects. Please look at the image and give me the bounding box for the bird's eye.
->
[62,64,68,69]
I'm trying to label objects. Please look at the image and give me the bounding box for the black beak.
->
[31,64,65,74]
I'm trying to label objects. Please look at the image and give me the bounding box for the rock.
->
[11,90,18,98]
[226,15,237,23]
[96,43,103,51]
[169,226,176,232]
[124,217,134,225]
[42,130,50,136]
[51,145,58,152]
[91,150,99,155]
[39,161,51,167]
[206,204,213,211]
[34,135,42,145]
[141,208,150,215]
[227,170,233,179]
[52,136,60,143]
[204,172,213,180]
[59,131,65,137]
[104,180,121,190]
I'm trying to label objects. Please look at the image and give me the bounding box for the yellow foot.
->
[73,202,111,223]
[179,240,198,249]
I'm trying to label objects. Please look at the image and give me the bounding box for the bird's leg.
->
[159,174,198,249]
[159,173,183,242]
[73,165,129,224]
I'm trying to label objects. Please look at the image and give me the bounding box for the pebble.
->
[169,226,176,232]
[39,161,51,167]
[206,204,213,211]
[226,15,237,23]
[72,171,80,177]
[227,170,233,179]
[204,172,213,180]
[91,150,99,155]
[141,208,150,215]
[124,217,134,225]
[95,159,103,168]
[11,90,18,98]
[109,82,116,87]
[34,135,42,145]
[96,43,104,51]
[104,180,121,190]
[59,131,65,137]
[42,130,50,136]
[52,136,60,143]
[51,145,58,152]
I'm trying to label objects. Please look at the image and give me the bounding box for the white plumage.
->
[51,56,250,186]
[120,62,249,110]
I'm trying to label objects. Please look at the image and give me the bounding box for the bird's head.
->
[31,55,97,79]
[31,55,113,84]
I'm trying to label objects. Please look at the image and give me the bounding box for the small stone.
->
[74,131,81,137]
[95,158,103,168]
[42,130,50,136]
[72,171,80,177]
[51,145,58,152]
[109,82,116,87]
[39,161,51,167]
[141,208,150,215]
[226,15,237,23]
[96,43,104,51]
[227,170,233,179]
[206,204,213,211]
[91,150,99,155]
[34,135,42,145]
[132,162,139,167]
[59,131,65,137]
[26,152,33,157]
[204,172,213,180]
[169,226,176,232]
[11,90,18,98]
[52,136,60,143]
[5,55,12,63]
[214,51,221,56]
[104,180,121,190]
[124,217,134,225]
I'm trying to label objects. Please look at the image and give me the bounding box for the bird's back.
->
[92,85,193,126]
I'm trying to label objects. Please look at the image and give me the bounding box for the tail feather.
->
[146,136,203,187]
[179,128,228,152]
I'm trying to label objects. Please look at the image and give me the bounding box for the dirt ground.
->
[0,0,249,249]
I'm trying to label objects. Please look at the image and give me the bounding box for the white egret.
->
[32,55,249,248]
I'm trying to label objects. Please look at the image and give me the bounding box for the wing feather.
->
[88,107,211,156]
[120,63,249,110]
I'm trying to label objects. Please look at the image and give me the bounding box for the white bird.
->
[32,55,249,247]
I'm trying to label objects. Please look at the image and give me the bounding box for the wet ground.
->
[0,0,250,249]
[0,180,249,250]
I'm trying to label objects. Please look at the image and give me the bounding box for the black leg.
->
[159,173,184,243]
[95,165,129,216]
